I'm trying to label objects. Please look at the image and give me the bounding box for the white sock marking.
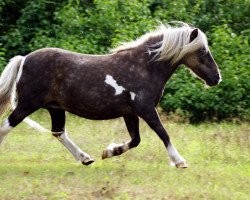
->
[167,144,185,165]
[106,142,129,157]
[56,131,92,163]
[0,119,13,144]
[23,117,49,133]
[107,142,129,151]
[105,75,125,95]
[107,142,118,150]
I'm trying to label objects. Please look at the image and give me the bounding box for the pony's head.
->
[181,28,221,86]
[151,23,221,86]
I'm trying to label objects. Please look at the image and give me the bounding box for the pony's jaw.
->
[182,51,222,87]
[195,67,221,87]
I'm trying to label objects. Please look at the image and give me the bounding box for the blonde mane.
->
[111,23,209,64]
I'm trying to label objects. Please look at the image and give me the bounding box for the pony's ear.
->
[190,28,198,42]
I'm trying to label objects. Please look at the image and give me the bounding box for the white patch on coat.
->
[167,144,185,165]
[105,75,125,95]
[56,131,93,163]
[130,92,136,100]
[0,119,13,144]
[105,75,137,100]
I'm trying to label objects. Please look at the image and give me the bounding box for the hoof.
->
[82,158,94,166]
[176,162,188,168]
[102,149,111,160]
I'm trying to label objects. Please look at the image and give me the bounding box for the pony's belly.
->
[66,106,132,120]
[71,111,122,120]
[60,99,134,120]
[52,76,135,119]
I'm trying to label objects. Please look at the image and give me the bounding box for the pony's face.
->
[182,29,221,86]
[183,49,221,86]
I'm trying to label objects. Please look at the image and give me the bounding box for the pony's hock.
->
[0,22,221,169]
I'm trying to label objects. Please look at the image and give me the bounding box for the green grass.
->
[0,111,249,199]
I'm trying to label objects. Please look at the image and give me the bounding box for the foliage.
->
[0,0,249,121]
[29,0,155,55]
[0,47,6,69]
[0,0,67,59]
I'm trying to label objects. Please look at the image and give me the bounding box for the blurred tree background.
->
[0,0,249,122]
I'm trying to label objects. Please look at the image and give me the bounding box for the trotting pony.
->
[0,23,221,168]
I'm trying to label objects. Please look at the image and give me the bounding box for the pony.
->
[0,23,221,168]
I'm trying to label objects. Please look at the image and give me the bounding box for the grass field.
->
[0,111,249,200]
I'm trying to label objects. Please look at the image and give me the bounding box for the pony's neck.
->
[147,56,180,105]
[146,35,181,84]
[150,58,179,85]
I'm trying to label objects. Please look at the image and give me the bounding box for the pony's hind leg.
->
[0,105,38,144]
[102,115,140,159]
[0,119,13,144]
[48,108,94,165]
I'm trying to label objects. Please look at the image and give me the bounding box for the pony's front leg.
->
[102,115,140,159]
[53,131,94,165]
[139,107,188,168]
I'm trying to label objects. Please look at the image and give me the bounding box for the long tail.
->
[0,56,49,133]
[0,56,23,117]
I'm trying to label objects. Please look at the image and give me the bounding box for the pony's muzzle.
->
[206,73,222,86]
